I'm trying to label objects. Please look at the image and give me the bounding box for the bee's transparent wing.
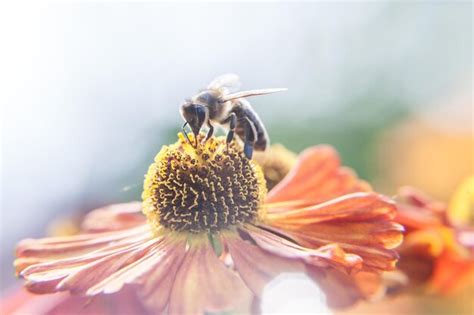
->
[221,88,287,102]
[207,73,241,92]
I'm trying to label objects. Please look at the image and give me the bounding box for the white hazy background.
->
[0,2,471,294]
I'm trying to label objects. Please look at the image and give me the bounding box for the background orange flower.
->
[395,181,474,295]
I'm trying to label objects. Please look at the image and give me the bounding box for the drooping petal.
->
[60,238,165,295]
[224,233,305,296]
[266,146,370,205]
[135,237,187,313]
[267,192,398,227]
[20,235,163,295]
[306,267,384,309]
[280,225,401,272]
[237,225,391,308]
[81,202,146,232]
[14,219,188,298]
[296,220,402,249]
[264,192,402,272]
[244,225,363,272]
[15,225,150,274]
[167,236,252,314]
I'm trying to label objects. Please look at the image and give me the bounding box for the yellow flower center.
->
[253,144,297,190]
[142,133,267,234]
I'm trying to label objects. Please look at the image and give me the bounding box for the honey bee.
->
[180,73,286,159]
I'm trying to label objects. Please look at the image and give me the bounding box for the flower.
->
[14,134,403,314]
[395,177,474,294]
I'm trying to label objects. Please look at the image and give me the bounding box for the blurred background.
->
[1,2,472,314]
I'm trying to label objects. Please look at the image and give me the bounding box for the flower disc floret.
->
[142,134,267,234]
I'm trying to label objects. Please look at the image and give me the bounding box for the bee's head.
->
[180,101,207,137]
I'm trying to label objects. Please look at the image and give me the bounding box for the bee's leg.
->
[243,117,257,159]
[182,122,193,146]
[225,113,237,148]
[204,121,215,142]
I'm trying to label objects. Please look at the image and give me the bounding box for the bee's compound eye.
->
[180,102,195,121]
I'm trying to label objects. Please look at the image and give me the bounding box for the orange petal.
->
[395,204,443,230]
[16,226,149,262]
[396,186,445,229]
[80,202,146,232]
[298,220,403,249]
[245,225,363,272]
[267,192,398,226]
[137,242,187,313]
[266,145,370,205]
[21,236,164,295]
[15,223,181,297]
[224,234,305,296]
[168,238,252,314]
[306,267,383,309]
[428,249,474,294]
[278,223,401,272]
[63,239,167,295]
[16,231,151,277]
[264,193,402,272]
[15,226,150,274]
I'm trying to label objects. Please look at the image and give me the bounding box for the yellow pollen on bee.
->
[142,133,267,234]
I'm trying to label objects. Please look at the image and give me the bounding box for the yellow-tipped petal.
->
[448,176,474,226]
